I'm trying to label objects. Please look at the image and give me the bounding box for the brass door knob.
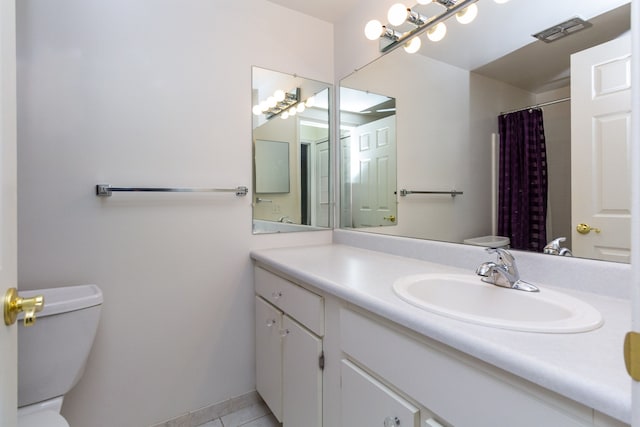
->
[576,223,601,235]
[383,215,396,223]
[3,288,44,327]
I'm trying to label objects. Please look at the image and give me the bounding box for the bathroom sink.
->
[393,274,603,333]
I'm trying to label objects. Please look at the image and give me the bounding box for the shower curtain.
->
[497,108,548,252]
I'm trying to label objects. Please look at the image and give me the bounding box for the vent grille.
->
[532,17,592,43]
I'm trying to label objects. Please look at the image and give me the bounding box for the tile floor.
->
[195,402,280,427]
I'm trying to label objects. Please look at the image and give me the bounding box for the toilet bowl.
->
[17,284,103,427]
[463,235,510,248]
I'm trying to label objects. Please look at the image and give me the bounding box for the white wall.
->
[16,1,332,426]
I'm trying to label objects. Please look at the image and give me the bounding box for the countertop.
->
[251,243,632,424]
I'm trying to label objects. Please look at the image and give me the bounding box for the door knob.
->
[383,215,396,223]
[3,288,44,327]
[576,223,601,235]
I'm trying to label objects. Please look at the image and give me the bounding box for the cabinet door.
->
[341,359,420,427]
[282,315,322,427]
[255,296,283,422]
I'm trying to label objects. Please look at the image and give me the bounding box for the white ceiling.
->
[266,0,359,23]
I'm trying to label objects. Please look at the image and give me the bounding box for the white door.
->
[571,34,631,262]
[282,315,322,427]
[0,0,17,424]
[312,139,329,227]
[255,297,283,422]
[351,115,397,228]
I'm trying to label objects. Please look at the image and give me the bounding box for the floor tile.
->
[220,403,270,427]
[238,414,280,427]
[196,420,223,427]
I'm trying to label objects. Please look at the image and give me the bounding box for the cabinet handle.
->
[271,291,283,300]
[384,416,400,427]
[425,418,444,427]
[279,328,290,338]
[265,319,276,328]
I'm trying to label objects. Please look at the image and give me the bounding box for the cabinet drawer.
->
[255,267,324,336]
[341,359,419,427]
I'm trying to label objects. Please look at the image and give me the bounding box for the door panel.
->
[282,315,322,427]
[571,35,631,262]
[0,0,17,422]
[255,297,283,422]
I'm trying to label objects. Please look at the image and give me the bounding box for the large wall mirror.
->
[252,66,332,234]
[340,0,631,262]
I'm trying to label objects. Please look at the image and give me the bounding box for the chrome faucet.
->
[278,216,295,224]
[475,247,539,292]
[543,237,573,257]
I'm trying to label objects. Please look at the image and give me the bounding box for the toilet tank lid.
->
[19,284,103,318]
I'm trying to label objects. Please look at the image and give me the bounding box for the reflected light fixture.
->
[403,36,422,53]
[427,22,447,42]
[253,87,303,120]
[455,3,478,24]
[305,96,316,108]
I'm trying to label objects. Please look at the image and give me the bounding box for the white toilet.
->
[17,284,103,427]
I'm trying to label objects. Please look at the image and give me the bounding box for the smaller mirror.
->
[255,140,290,193]
[252,67,332,234]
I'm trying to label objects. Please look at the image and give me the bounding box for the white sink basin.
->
[393,274,603,333]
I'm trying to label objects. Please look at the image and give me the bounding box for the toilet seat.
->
[18,410,69,427]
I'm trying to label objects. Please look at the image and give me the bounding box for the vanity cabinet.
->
[339,307,626,427]
[254,266,323,427]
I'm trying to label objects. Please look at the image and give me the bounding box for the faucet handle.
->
[485,247,516,266]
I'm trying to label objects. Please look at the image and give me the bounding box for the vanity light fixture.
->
[364,19,401,42]
[365,0,505,54]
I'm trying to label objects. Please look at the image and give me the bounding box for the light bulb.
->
[288,107,296,116]
[494,0,509,3]
[252,105,262,116]
[364,20,384,40]
[305,96,316,108]
[259,100,269,112]
[274,90,285,102]
[427,22,446,42]
[296,103,306,113]
[403,36,421,54]
[388,3,409,26]
[416,0,431,4]
[267,96,277,108]
[281,112,289,119]
[456,4,477,24]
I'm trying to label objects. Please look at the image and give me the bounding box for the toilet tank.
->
[18,284,103,407]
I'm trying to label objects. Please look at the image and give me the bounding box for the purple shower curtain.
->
[497,108,548,252]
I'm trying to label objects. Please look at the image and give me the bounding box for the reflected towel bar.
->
[96,184,248,197]
[399,189,463,197]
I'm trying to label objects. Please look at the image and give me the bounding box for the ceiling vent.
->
[532,17,593,43]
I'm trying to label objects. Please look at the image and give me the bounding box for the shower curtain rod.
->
[500,97,570,115]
